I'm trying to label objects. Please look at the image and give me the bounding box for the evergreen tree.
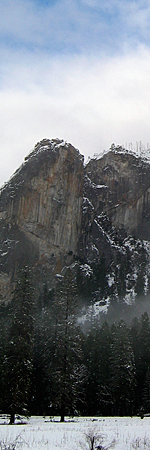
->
[142,366,150,413]
[97,321,112,415]
[32,306,54,416]
[137,312,150,412]
[0,302,7,412]
[48,267,86,421]
[139,313,150,378]
[3,266,34,423]
[83,327,99,416]
[0,329,4,413]
[110,320,136,416]
[84,321,111,416]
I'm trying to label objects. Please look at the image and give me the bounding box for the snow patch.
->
[83,196,94,211]
[80,264,93,278]
[86,143,150,167]
[0,251,8,257]
[0,416,150,450]
[107,274,115,287]
[78,297,110,324]
[85,175,107,190]
[91,244,99,255]
[124,288,137,305]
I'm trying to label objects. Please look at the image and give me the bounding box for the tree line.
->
[0,266,150,422]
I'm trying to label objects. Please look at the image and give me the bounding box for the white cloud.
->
[0,0,101,50]
[122,1,150,35]
[1,0,150,56]
[1,0,150,186]
[1,46,150,185]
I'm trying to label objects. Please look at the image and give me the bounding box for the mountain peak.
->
[1,139,150,321]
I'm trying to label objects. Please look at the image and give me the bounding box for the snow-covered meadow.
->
[0,416,150,450]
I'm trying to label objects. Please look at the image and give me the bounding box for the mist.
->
[103,293,150,326]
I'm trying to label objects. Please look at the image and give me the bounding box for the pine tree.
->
[83,328,99,416]
[3,266,34,423]
[97,321,112,415]
[130,316,140,412]
[84,321,111,416]
[137,312,150,412]
[139,313,150,377]
[0,302,8,413]
[32,306,54,416]
[48,267,86,421]
[142,366,150,413]
[110,320,136,416]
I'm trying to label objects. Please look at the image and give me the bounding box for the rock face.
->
[84,145,150,240]
[78,146,150,317]
[0,139,83,302]
[1,140,150,319]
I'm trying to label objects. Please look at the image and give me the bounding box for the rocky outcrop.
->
[1,140,150,318]
[84,145,150,239]
[77,146,150,317]
[0,139,83,302]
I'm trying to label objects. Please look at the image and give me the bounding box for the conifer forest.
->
[0,266,150,422]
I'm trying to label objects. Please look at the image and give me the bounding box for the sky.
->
[1,0,150,185]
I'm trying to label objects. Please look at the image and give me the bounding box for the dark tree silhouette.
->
[49,267,86,421]
[3,266,34,423]
[110,320,136,416]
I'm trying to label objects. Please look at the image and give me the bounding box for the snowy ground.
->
[0,416,150,450]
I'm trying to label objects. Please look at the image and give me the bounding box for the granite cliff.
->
[1,139,150,320]
[0,139,83,303]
